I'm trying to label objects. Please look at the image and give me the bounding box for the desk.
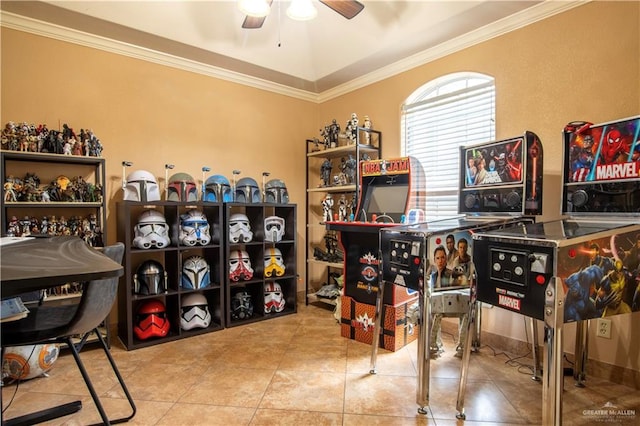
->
[1,236,124,426]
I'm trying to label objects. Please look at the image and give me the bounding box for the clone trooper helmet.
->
[167,172,198,202]
[235,177,261,203]
[203,175,233,202]
[133,210,171,249]
[264,179,289,204]
[231,290,254,320]
[264,247,285,277]
[133,299,170,340]
[229,250,253,281]
[228,213,253,243]
[178,210,211,246]
[180,293,211,330]
[181,255,211,289]
[124,170,161,202]
[264,282,286,313]
[264,216,285,242]
[133,260,167,295]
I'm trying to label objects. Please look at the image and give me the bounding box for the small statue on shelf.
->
[363,115,373,145]
[341,154,357,184]
[320,158,332,187]
[320,126,330,149]
[329,119,340,148]
[322,193,334,223]
[338,194,348,221]
[346,113,359,144]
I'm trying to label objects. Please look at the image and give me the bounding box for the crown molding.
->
[2,1,587,104]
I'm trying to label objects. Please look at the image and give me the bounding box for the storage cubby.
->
[224,202,297,327]
[117,201,224,350]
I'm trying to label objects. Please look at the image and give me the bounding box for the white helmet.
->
[264,247,285,277]
[229,250,254,281]
[264,282,286,313]
[229,213,253,243]
[124,170,161,202]
[264,216,285,242]
[133,210,171,249]
[181,255,211,289]
[178,210,211,246]
[180,293,211,330]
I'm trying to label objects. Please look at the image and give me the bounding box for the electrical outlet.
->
[596,318,612,339]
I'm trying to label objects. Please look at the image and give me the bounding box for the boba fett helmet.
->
[167,172,198,202]
[203,174,233,202]
[264,179,289,204]
[124,170,161,202]
[234,177,261,203]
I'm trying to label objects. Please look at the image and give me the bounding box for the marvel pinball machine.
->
[457,115,640,424]
[374,131,544,415]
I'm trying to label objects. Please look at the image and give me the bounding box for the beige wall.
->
[2,1,638,370]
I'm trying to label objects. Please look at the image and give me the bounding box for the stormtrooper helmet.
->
[264,247,285,277]
[203,174,233,202]
[134,299,170,340]
[234,177,261,203]
[180,293,211,330]
[228,213,253,243]
[264,179,289,204]
[133,210,171,249]
[264,282,286,313]
[167,172,198,202]
[124,170,161,202]
[264,216,285,242]
[181,255,211,289]
[133,260,167,295]
[229,250,253,281]
[178,210,211,246]
[231,290,254,320]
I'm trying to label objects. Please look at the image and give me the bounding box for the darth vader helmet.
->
[264,179,289,204]
[181,255,211,289]
[228,213,253,243]
[124,170,161,202]
[234,177,261,203]
[167,172,198,202]
[264,247,285,277]
[180,293,211,330]
[133,210,171,249]
[178,210,211,246]
[203,174,233,202]
[133,260,167,295]
[229,250,253,281]
[231,290,254,320]
[264,216,285,243]
[264,282,286,313]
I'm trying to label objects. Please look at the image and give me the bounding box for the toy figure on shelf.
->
[346,113,359,144]
[363,115,372,145]
[329,119,340,148]
[320,126,331,149]
[342,154,357,184]
[307,138,321,153]
[320,158,332,187]
[338,194,348,221]
[322,193,334,223]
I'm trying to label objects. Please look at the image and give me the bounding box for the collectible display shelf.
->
[224,203,297,327]
[116,201,224,350]
[306,127,381,306]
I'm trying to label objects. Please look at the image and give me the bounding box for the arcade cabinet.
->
[376,131,544,414]
[458,116,640,424]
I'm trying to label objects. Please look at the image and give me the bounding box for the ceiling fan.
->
[241,0,365,29]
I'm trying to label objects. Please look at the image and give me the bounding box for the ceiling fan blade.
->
[319,0,364,19]
[241,0,273,29]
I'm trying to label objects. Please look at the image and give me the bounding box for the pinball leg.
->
[416,285,432,415]
[530,318,542,381]
[456,282,478,420]
[543,277,565,426]
[369,280,386,374]
[573,319,588,387]
[471,301,482,351]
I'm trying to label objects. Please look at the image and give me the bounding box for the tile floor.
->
[2,301,639,425]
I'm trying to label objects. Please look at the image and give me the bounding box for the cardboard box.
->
[340,295,419,352]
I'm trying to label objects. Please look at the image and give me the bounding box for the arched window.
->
[402,72,495,218]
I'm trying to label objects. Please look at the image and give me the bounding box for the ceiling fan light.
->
[287,0,318,21]
[238,0,271,18]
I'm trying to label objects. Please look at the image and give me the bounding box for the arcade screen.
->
[363,183,409,222]
[464,137,524,188]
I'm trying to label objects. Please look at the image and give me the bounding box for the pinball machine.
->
[456,115,640,424]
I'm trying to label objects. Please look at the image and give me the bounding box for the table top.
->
[1,236,123,298]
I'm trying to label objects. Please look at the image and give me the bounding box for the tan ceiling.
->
[1,1,582,99]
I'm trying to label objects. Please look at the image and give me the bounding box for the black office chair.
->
[1,242,136,425]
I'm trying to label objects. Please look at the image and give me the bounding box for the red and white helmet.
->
[229,250,253,281]
[264,282,286,313]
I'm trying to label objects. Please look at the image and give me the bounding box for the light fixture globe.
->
[238,0,271,17]
[286,0,317,21]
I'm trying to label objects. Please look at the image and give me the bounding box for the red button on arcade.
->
[414,257,420,265]
[535,275,546,285]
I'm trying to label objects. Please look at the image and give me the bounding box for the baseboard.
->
[441,318,639,390]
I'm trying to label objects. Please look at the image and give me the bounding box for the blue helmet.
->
[181,255,211,289]
[235,177,261,203]
[203,174,233,202]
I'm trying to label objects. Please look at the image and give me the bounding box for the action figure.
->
[320,158,332,187]
[329,119,340,148]
[346,113,359,144]
[362,115,372,145]
[342,154,357,184]
[322,193,334,223]
[338,194,348,221]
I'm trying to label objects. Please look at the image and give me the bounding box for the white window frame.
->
[401,72,495,218]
